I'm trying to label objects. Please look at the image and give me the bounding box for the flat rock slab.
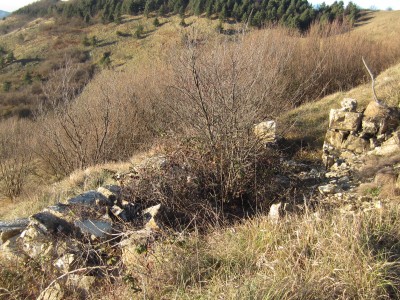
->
[68,190,112,206]
[0,218,29,231]
[74,220,113,238]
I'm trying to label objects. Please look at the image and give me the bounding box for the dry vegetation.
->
[1,10,400,300]
[2,200,399,299]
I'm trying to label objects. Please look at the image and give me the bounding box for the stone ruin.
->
[323,98,400,170]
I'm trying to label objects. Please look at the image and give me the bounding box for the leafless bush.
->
[38,62,156,176]
[158,31,311,205]
[0,118,34,199]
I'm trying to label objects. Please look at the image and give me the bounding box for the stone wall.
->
[323,98,400,169]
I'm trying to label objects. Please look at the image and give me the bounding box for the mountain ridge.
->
[0,10,10,18]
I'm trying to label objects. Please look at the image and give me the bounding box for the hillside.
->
[0,0,361,118]
[1,6,400,300]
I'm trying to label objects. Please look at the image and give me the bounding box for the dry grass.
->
[117,200,400,299]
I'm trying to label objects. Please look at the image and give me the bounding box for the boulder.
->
[342,134,370,154]
[20,225,55,259]
[0,218,29,244]
[31,212,75,235]
[1,229,23,244]
[254,121,276,144]
[340,98,357,112]
[0,235,24,261]
[329,109,362,131]
[364,101,390,121]
[120,227,155,271]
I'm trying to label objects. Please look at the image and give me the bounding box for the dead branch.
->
[362,56,379,103]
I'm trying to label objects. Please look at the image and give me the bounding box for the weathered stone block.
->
[325,130,347,149]
[373,131,400,156]
[342,134,369,154]
[329,109,362,131]
[362,119,379,135]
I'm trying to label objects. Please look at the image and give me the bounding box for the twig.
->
[362,57,379,103]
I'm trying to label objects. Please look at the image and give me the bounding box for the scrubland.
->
[1,10,400,300]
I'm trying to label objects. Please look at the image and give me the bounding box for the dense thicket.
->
[16,0,359,30]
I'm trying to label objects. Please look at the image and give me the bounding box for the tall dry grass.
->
[124,202,400,299]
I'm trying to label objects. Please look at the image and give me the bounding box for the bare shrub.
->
[38,63,156,176]
[0,118,34,199]
[125,140,282,227]
[156,31,307,206]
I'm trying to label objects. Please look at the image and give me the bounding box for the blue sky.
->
[1,0,399,12]
[309,1,399,10]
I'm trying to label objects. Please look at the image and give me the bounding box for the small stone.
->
[254,121,276,144]
[318,184,340,195]
[110,205,128,221]
[54,254,76,273]
[37,282,64,300]
[268,202,282,223]
[143,204,163,230]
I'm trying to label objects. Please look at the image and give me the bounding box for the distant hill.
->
[0,10,10,18]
